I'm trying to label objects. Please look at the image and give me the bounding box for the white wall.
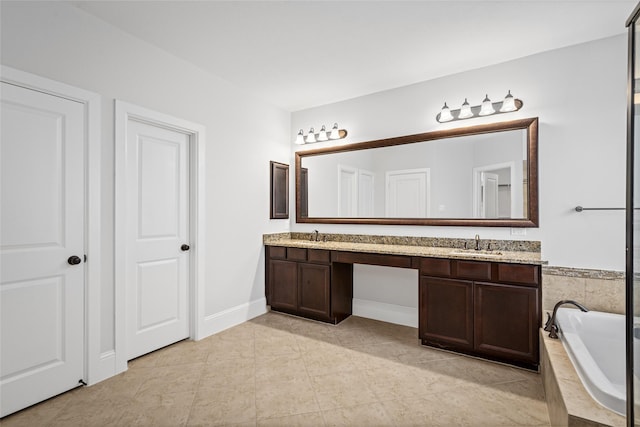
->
[292,35,627,324]
[1,1,290,367]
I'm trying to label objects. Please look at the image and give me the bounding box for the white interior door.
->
[358,169,375,217]
[338,165,358,217]
[385,168,430,218]
[1,82,85,417]
[481,172,499,218]
[125,119,190,360]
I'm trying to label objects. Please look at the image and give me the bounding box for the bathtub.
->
[555,307,626,416]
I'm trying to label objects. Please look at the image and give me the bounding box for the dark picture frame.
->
[270,161,289,219]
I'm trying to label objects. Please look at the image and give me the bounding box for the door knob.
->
[67,255,82,265]
[181,244,190,251]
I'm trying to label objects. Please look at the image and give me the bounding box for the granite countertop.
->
[263,232,546,265]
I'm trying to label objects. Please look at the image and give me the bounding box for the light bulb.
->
[479,94,495,116]
[295,129,305,145]
[459,98,473,119]
[439,102,454,122]
[329,123,341,139]
[499,90,516,112]
[305,127,316,143]
[318,125,328,141]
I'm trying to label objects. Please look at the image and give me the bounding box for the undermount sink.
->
[449,250,504,257]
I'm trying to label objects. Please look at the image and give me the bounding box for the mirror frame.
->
[295,117,538,227]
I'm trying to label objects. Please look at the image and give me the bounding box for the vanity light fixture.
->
[479,94,495,116]
[305,127,317,143]
[294,123,348,145]
[438,103,454,122]
[329,123,342,140]
[436,91,523,123]
[500,90,517,112]
[317,125,329,141]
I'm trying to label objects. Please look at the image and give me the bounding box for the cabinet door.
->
[298,263,331,319]
[269,260,298,311]
[474,282,538,364]
[419,277,473,349]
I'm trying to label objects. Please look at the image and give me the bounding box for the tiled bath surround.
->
[540,267,626,426]
[542,267,625,316]
[541,331,625,426]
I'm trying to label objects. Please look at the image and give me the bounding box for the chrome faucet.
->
[311,230,319,242]
[544,300,589,339]
[475,234,480,251]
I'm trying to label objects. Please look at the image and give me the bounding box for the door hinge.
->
[84,254,87,263]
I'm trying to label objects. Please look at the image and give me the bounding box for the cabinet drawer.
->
[417,258,451,277]
[268,246,286,260]
[308,249,330,264]
[287,247,307,261]
[455,260,492,281]
[331,251,412,268]
[497,264,539,286]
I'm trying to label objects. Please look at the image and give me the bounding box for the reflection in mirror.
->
[296,118,538,227]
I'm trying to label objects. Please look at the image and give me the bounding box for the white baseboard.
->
[352,298,418,328]
[199,297,268,339]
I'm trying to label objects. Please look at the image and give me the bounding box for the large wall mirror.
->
[296,117,538,227]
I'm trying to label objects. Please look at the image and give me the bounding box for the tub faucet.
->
[544,300,589,339]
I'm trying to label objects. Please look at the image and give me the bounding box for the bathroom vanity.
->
[264,233,543,370]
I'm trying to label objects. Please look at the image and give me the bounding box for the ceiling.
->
[69,1,636,112]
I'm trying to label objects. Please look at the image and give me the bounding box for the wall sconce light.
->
[294,123,348,145]
[436,91,523,123]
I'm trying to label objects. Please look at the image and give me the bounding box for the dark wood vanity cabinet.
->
[474,282,538,364]
[418,258,540,369]
[268,259,298,312]
[266,246,351,324]
[265,245,540,369]
[297,263,331,319]
[420,277,474,349]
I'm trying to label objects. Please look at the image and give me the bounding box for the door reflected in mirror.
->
[296,118,538,227]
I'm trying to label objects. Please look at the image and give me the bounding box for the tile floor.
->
[1,312,551,426]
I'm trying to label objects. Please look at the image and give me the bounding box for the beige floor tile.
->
[489,380,551,426]
[155,342,211,367]
[295,335,343,353]
[254,334,301,357]
[255,352,309,383]
[434,388,518,426]
[249,312,295,331]
[381,396,474,427]
[333,327,395,348]
[364,364,465,400]
[321,402,394,426]
[255,378,320,419]
[310,370,379,410]
[2,312,552,427]
[136,365,205,397]
[202,357,256,387]
[335,315,387,330]
[188,383,256,426]
[421,355,531,386]
[0,393,70,427]
[301,347,358,376]
[205,338,255,361]
[214,322,258,341]
[257,411,326,427]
